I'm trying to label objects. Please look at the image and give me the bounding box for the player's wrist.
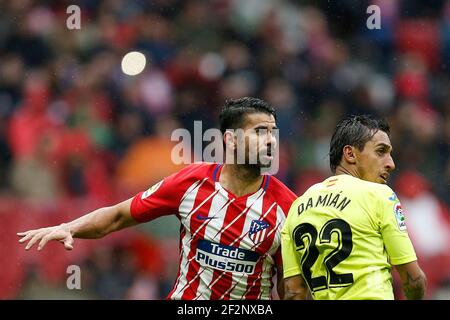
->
[59,222,74,236]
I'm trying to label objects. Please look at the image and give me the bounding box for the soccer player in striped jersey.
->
[281,115,427,300]
[18,97,297,300]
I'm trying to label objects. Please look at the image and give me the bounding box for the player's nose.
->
[266,130,277,146]
[385,155,395,172]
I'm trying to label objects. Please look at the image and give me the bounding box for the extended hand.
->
[18,224,74,251]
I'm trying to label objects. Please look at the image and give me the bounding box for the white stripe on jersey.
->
[225,190,266,300]
[179,178,208,220]
[185,187,220,221]
[257,258,273,299]
[232,201,276,249]
[254,205,287,299]
[230,200,277,299]
[202,188,265,298]
[250,204,285,253]
[171,178,207,299]
[194,183,233,300]
[211,189,264,241]
[271,205,287,255]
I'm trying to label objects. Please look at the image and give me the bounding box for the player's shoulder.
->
[180,161,217,175]
[266,175,298,202]
[171,162,218,181]
[334,174,390,192]
[266,175,298,216]
[356,177,394,198]
[339,175,397,204]
[371,183,398,205]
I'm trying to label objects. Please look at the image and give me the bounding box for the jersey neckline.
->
[212,164,270,200]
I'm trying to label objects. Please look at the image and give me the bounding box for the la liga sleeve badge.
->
[394,202,407,231]
[141,180,163,199]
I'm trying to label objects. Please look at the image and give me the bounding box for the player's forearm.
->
[64,205,132,239]
[402,270,427,300]
[284,289,308,300]
[284,288,312,300]
[283,276,309,300]
[277,281,284,300]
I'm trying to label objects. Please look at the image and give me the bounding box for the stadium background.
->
[0,0,449,299]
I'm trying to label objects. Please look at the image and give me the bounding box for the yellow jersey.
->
[281,174,417,300]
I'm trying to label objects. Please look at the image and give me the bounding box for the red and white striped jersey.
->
[130,162,297,300]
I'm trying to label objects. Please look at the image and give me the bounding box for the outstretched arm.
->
[394,261,427,300]
[18,198,137,251]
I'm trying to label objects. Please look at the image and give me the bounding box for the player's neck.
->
[335,164,360,179]
[219,164,264,197]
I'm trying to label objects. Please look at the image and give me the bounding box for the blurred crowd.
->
[0,0,449,299]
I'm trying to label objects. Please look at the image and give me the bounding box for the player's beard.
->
[235,163,262,180]
[239,150,273,177]
[232,138,274,175]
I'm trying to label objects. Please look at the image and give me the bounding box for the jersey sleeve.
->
[130,164,193,223]
[378,187,417,265]
[281,199,303,278]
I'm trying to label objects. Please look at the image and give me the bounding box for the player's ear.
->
[342,145,357,165]
[224,130,236,150]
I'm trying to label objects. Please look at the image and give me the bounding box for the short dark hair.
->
[329,114,390,173]
[219,97,276,134]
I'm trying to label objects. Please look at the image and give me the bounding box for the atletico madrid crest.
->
[248,220,270,245]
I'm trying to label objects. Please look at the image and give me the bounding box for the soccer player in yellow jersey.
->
[281,115,427,300]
